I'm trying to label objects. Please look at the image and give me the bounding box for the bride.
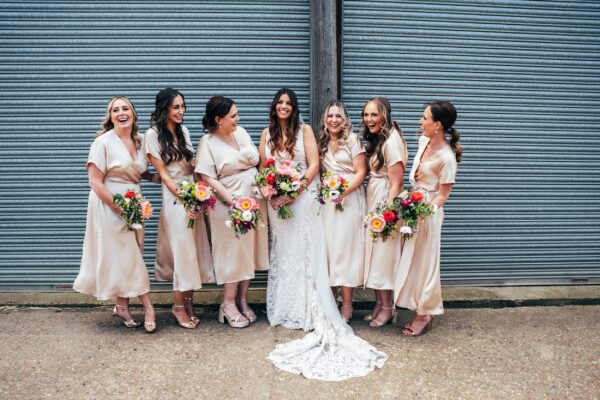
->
[258,88,387,381]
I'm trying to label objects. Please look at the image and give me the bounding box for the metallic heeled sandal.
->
[403,316,433,337]
[218,303,249,328]
[238,298,257,324]
[183,296,200,324]
[369,306,397,328]
[112,305,140,328]
[340,304,353,323]
[363,301,382,322]
[172,304,197,329]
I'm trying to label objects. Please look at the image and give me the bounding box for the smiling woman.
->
[145,88,215,330]
[73,96,159,333]
[361,97,408,328]
[316,100,367,322]
[195,96,269,328]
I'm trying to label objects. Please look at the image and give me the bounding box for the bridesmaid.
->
[74,96,160,333]
[195,96,269,328]
[362,97,408,328]
[145,88,215,329]
[394,100,463,336]
[316,100,367,322]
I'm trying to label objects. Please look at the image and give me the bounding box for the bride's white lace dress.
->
[265,128,387,381]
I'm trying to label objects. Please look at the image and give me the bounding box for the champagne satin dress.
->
[364,128,408,290]
[145,125,215,291]
[74,130,150,300]
[321,133,366,287]
[394,135,457,315]
[194,126,269,284]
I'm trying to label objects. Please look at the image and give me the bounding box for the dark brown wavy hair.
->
[150,87,193,165]
[267,88,301,158]
[202,96,236,134]
[360,97,406,172]
[97,96,142,148]
[427,100,463,163]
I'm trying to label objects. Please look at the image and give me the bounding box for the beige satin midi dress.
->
[394,135,457,315]
[364,128,408,290]
[321,133,366,287]
[74,130,150,300]
[145,125,215,291]
[194,127,269,284]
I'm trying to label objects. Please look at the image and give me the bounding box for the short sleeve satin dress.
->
[321,133,366,287]
[74,130,150,300]
[194,126,269,284]
[364,128,408,290]
[144,125,215,291]
[394,135,457,315]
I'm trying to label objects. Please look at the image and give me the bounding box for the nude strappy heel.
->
[112,305,140,328]
[184,296,200,324]
[340,304,353,323]
[218,303,249,328]
[363,301,382,322]
[238,298,257,324]
[369,306,397,328]
[172,304,197,329]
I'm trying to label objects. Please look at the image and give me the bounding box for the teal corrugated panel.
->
[342,0,600,285]
[0,0,310,288]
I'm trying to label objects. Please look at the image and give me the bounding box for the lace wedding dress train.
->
[267,200,387,381]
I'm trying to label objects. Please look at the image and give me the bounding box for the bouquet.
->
[364,200,400,241]
[393,189,436,240]
[177,180,217,228]
[226,197,264,238]
[113,190,153,231]
[255,158,303,219]
[317,171,349,212]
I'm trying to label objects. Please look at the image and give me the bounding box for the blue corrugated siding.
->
[343,0,600,284]
[0,0,310,287]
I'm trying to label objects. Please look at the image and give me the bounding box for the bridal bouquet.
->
[113,190,153,231]
[177,179,217,229]
[255,158,303,219]
[364,201,400,242]
[393,189,437,240]
[226,197,264,238]
[317,171,349,212]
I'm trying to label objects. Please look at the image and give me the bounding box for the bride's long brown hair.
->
[267,88,301,158]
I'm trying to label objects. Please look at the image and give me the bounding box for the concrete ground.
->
[0,305,598,400]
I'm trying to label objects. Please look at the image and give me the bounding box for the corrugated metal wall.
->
[343,0,600,284]
[0,1,310,288]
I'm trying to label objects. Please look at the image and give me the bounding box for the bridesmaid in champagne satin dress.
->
[394,100,463,336]
[362,97,408,328]
[316,100,367,322]
[195,96,269,328]
[74,96,160,333]
[145,88,215,329]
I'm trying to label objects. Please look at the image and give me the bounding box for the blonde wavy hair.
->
[96,96,141,148]
[317,100,354,160]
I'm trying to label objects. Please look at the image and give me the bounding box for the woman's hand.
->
[268,197,278,210]
[186,208,199,219]
[275,195,294,208]
[111,204,123,216]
